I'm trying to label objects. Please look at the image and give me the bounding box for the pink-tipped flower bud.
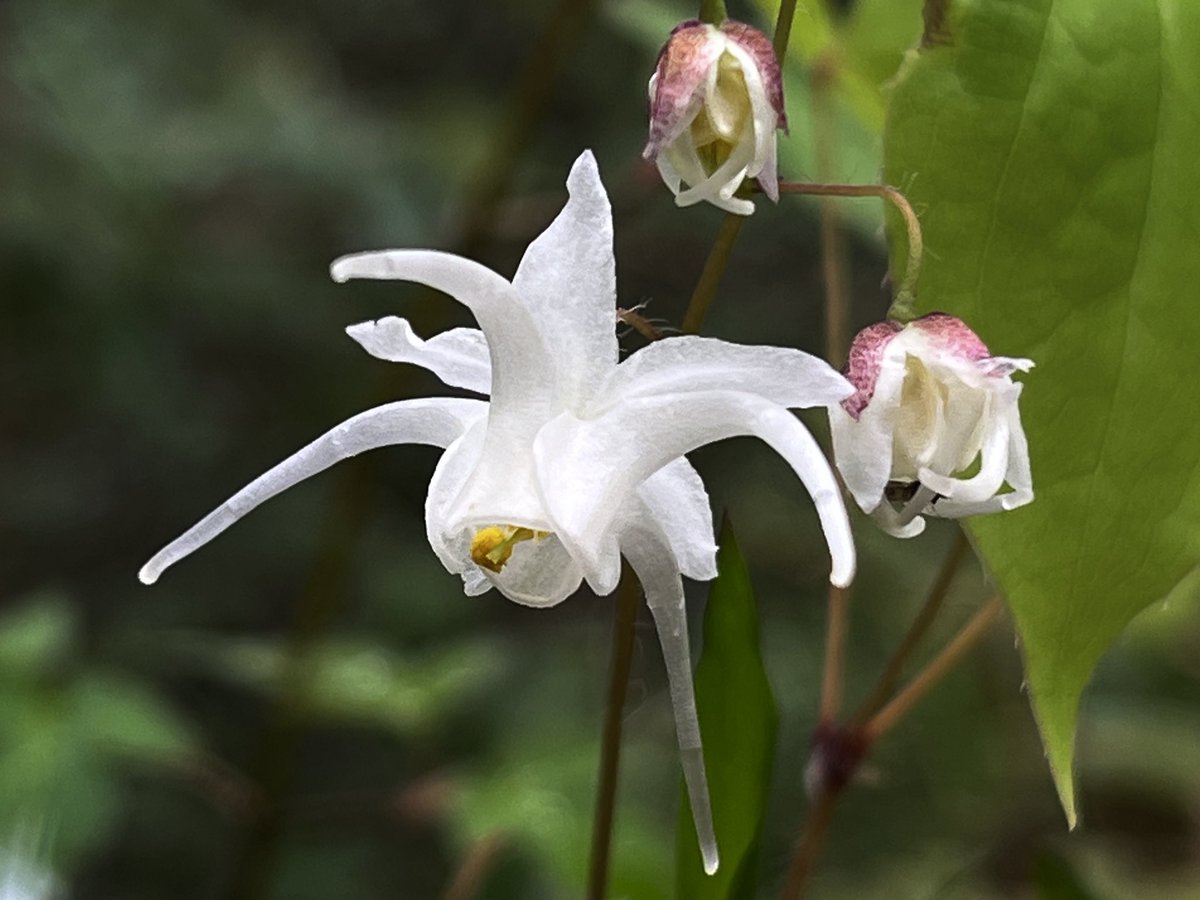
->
[828,313,1035,537]
[643,20,786,216]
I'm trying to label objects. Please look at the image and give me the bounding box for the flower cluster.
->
[140,16,1037,880]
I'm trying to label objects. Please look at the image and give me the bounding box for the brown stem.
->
[850,531,969,725]
[680,214,746,335]
[785,588,1003,898]
[442,833,508,900]
[779,788,838,900]
[865,594,1004,741]
[819,585,850,723]
[807,60,851,368]
[586,565,642,900]
[776,181,924,320]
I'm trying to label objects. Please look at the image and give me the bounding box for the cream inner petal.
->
[891,356,989,482]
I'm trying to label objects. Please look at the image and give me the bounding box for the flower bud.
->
[643,20,786,216]
[829,313,1034,537]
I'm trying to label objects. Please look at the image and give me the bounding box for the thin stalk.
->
[680,214,746,334]
[698,0,727,25]
[807,59,851,367]
[779,788,838,900]
[851,530,969,726]
[773,0,801,59]
[442,833,508,900]
[865,594,1004,741]
[818,585,850,722]
[776,181,924,321]
[586,566,642,900]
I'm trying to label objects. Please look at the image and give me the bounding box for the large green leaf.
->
[883,0,1200,824]
[676,519,778,899]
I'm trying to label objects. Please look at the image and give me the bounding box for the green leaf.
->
[676,519,778,899]
[882,0,1200,825]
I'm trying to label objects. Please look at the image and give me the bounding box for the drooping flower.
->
[643,19,786,216]
[139,151,855,874]
[829,313,1034,538]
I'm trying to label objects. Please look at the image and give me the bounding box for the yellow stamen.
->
[470,525,547,573]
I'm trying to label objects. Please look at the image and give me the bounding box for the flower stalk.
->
[774,180,925,322]
[850,530,969,725]
[783,590,1006,899]
[698,0,727,25]
[586,565,643,900]
[864,594,1004,741]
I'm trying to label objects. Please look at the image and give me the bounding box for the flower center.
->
[690,53,750,171]
[469,525,548,573]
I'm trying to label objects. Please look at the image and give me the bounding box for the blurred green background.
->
[2,0,1199,897]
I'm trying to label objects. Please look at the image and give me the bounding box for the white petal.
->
[140,398,487,585]
[933,400,1034,517]
[534,390,855,588]
[918,409,1010,504]
[481,534,585,608]
[511,150,618,408]
[655,151,683,194]
[346,317,491,394]
[425,420,488,576]
[636,458,718,582]
[331,249,558,529]
[619,507,718,876]
[330,249,557,426]
[664,134,713,193]
[754,125,779,202]
[869,501,928,539]
[600,335,851,413]
[723,41,778,187]
[674,135,755,211]
[428,426,586,607]
[828,353,907,515]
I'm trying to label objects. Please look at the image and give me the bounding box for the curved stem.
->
[851,530,969,725]
[775,181,924,322]
[865,594,1004,741]
[586,565,642,900]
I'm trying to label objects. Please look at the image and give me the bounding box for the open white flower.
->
[643,19,786,216]
[139,151,855,874]
[829,313,1034,538]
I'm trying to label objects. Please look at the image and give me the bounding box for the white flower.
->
[829,314,1034,538]
[643,20,785,216]
[139,151,855,874]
